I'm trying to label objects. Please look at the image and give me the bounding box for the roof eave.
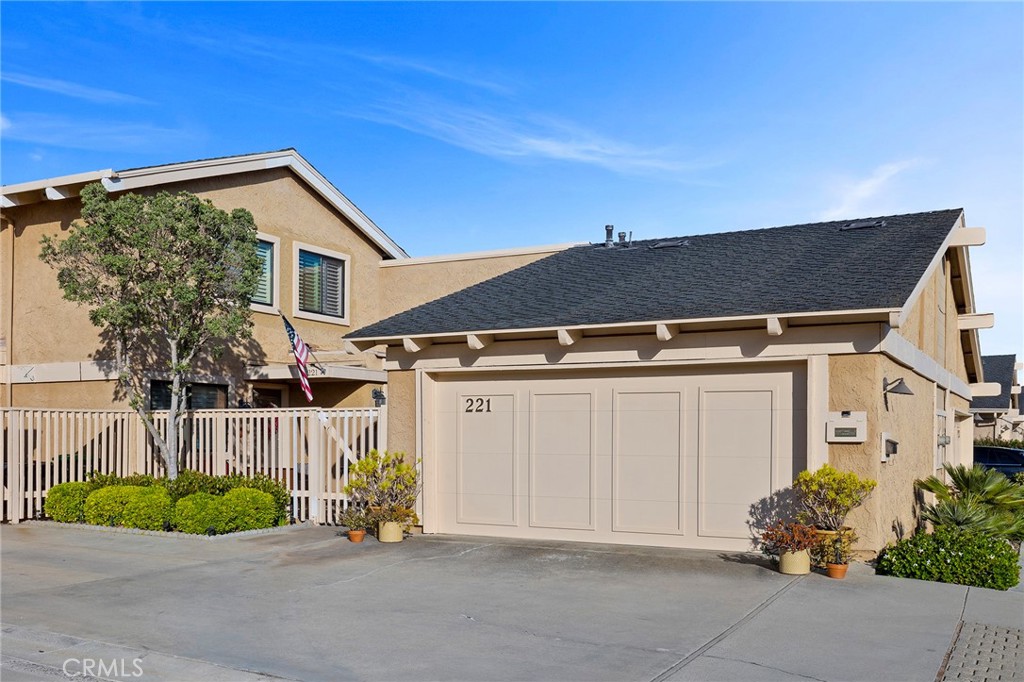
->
[0,150,409,260]
[345,307,898,350]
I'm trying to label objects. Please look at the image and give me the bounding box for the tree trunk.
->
[164,344,182,480]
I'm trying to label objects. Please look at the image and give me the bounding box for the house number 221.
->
[464,398,492,413]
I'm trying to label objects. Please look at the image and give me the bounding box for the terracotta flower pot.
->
[347,529,366,543]
[826,563,849,579]
[778,549,811,575]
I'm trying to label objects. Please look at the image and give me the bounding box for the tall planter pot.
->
[813,527,852,567]
[378,521,404,543]
[778,549,811,575]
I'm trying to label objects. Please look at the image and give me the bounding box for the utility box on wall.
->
[826,411,867,443]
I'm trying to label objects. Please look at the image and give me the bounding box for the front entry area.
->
[429,363,807,551]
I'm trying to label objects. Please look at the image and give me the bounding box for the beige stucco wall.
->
[3,167,391,409]
[378,252,556,320]
[385,370,417,456]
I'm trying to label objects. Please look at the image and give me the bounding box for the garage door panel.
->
[613,391,683,535]
[456,393,517,526]
[530,393,595,529]
[699,389,773,539]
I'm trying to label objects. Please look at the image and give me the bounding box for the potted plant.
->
[337,506,370,543]
[760,521,818,575]
[793,464,876,565]
[821,528,857,579]
[344,449,421,543]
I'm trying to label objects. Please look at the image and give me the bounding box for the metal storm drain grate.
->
[941,622,1024,681]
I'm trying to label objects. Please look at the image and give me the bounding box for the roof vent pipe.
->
[618,231,626,244]
[605,225,614,248]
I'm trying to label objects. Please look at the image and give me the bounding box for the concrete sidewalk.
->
[2,523,1021,681]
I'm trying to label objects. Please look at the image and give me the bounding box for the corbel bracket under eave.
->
[557,328,582,346]
[958,313,995,330]
[948,227,986,248]
[402,337,432,353]
[888,311,903,329]
[767,317,787,336]
[467,333,494,350]
[971,382,1002,398]
[655,323,679,342]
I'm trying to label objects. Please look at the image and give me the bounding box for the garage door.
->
[432,365,803,551]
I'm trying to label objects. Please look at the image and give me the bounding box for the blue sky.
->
[2,2,1022,355]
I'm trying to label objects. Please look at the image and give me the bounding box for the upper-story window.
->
[252,239,275,306]
[250,234,280,313]
[295,242,349,325]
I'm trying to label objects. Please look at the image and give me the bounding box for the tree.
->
[40,183,262,480]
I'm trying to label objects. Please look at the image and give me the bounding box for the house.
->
[347,211,998,554]
[1,151,1001,554]
[971,354,1022,440]
[0,150,556,412]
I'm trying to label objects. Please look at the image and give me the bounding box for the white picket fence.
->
[1,407,384,525]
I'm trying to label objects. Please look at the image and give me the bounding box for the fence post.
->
[10,409,23,523]
[309,412,324,524]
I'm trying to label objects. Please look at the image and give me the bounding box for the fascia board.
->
[892,210,964,329]
[348,308,897,345]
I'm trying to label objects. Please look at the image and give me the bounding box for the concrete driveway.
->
[2,523,1021,682]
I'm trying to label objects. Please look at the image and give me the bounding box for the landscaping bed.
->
[43,470,290,536]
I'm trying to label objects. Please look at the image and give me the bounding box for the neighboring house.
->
[0,150,565,412]
[348,211,997,554]
[971,354,1022,440]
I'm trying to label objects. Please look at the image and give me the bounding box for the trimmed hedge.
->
[84,486,144,527]
[172,492,227,535]
[220,488,277,533]
[164,471,289,525]
[44,482,94,523]
[49,471,289,534]
[122,487,172,531]
[877,527,1020,591]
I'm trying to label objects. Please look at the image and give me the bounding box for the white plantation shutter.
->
[322,256,344,317]
[253,240,274,305]
[298,249,345,318]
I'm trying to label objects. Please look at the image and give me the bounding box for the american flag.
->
[282,316,313,402]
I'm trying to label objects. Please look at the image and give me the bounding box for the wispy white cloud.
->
[2,113,202,152]
[819,160,922,220]
[1,72,151,105]
[0,114,10,132]
[344,51,513,95]
[347,95,704,175]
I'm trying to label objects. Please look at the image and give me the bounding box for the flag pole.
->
[278,311,327,373]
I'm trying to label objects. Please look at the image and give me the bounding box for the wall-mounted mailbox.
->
[881,432,899,463]
[826,411,867,443]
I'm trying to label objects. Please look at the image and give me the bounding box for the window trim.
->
[250,232,281,315]
[292,241,351,326]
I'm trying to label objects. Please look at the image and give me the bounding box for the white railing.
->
[1,407,384,525]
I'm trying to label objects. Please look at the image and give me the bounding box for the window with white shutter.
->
[252,240,274,306]
[298,248,346,320]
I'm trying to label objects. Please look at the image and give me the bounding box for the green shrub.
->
[44,482,94,523]
[221,473,290,525]
[163,470,231,502]
[1014,472,1024,487]
[89,472,159,488]
[974,437,1024,449]
[220,488,277,532]
[794,464,877,531]
[121,487,172,531]
[877,527,1020,591]
[163,471,289,524]
[84,486,145,527]
[172,492,227,535]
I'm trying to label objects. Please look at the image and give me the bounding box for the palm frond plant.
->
[916,464,1024,544]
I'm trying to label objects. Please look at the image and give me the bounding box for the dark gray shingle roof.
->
[349,209,962,339]
[973,355,1018,410]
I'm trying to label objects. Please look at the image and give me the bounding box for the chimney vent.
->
[604,225,614,248]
